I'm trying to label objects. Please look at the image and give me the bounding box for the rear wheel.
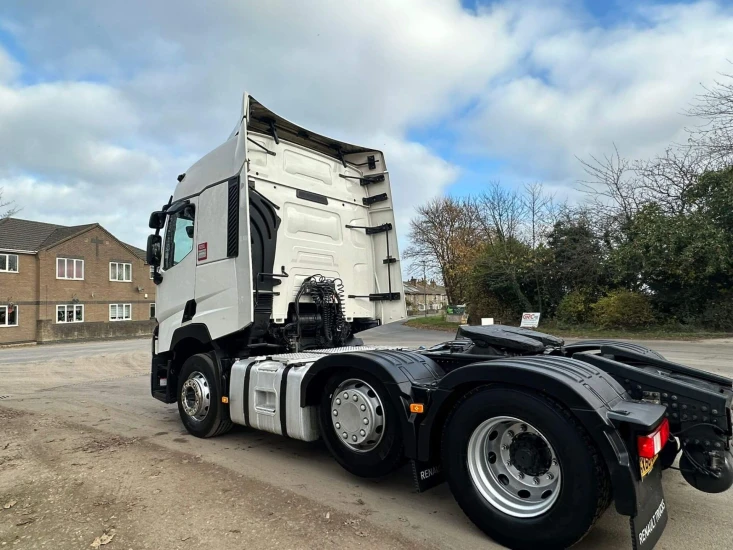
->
[318,370,403,478]
[177,353,232,438]
[442,386,610,550]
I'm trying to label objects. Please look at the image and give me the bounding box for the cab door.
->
[156,200,197,352]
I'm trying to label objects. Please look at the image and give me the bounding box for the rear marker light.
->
[410,403,425,414]
[637,418,670,459]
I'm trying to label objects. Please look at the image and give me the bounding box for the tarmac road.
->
[1,323,732,549]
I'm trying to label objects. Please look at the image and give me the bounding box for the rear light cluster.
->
[637,418,670,459]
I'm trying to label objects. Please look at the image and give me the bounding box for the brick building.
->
[0,218,156,345]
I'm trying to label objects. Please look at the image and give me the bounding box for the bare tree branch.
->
[0,187,18,220]
[685,70,733,165]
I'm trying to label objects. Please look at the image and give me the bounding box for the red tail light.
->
[637,418,670,459]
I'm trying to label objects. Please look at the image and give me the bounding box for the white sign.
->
[481,318,494,325]
[520,312,541,328]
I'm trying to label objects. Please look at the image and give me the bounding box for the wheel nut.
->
[552,458,558,466]
[517,472,524,479]
[333,410,338,416]
[520,424,527,432]
[507,430,515,438]
[501,444,509,451]
[342,432,348,439]
[352,435,357,442]
[546,473,554,480]
[336,398,341,405]
[360,429,366,436]
[363,418,369,425]
[335,422,341,429]
[533,477,540,485]
[506,461,512,467]
[360,404,366,411]
[353,394,358,402]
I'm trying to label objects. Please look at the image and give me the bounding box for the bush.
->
[591,290,654,329]
[701,294,733,331]
[556,291,593,324]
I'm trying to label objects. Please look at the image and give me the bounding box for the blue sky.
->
[1,0,732,258]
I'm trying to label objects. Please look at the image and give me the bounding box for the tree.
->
[0,187,17,220]
[403,196,482,304]
[472,182,561,314]
[686,71,733,165]
[546,210,607,295]
[610,167,733,319]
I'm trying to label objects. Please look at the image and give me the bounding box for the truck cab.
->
[147,94,405,366]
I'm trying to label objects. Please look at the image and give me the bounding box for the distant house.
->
[403,279,448,314]
[0,218,156,345]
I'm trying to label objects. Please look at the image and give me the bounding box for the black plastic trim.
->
[243,362,254,427]
[362,193,388,206]
[249,189,282,344]
[280,365,294,437]
[182,299,197,323]
[348,292,401,301]
[345,223,392,235]
[169,323,212,351]
[296,189,328,205]
[226,177,240,258]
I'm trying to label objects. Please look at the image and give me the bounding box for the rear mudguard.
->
[416,355,666,517]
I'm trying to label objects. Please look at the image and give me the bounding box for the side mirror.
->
[146,234,162,267]
[149,211,166,229]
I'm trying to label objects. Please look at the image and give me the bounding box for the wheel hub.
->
[331,379,384,452]
[181,371,210,422]
[509,433,552,477]
[467,416,562,518]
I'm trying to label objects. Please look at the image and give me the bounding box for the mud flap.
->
[630,460,668,550]
[411,459,444,492]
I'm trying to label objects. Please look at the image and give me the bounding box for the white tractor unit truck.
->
[146,94,733,550]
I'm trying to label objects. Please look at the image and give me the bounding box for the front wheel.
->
[318,370,404,478]
[177,353,232,438]
[442,386,611,550]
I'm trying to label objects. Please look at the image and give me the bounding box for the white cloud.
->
[464,1,733,182]
[1,0,732,255]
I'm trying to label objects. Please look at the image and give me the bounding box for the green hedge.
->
[591,290,655,329]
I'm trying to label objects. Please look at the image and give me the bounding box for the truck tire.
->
[442,386,611,550]
[177,353,233,438]
[318,370,403,478]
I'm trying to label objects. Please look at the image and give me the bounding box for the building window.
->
[0,305,18,327]
[57,304,84,323]
[0,254,18,273]
[109,303,132,321]
[149,303,156,319]
[149,265,155,279]
[110,262,132,282]
[57,258,84,280]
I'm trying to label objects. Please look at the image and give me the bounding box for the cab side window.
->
[163,205,195,270]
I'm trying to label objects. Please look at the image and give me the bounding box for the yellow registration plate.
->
[640,455,659,479]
